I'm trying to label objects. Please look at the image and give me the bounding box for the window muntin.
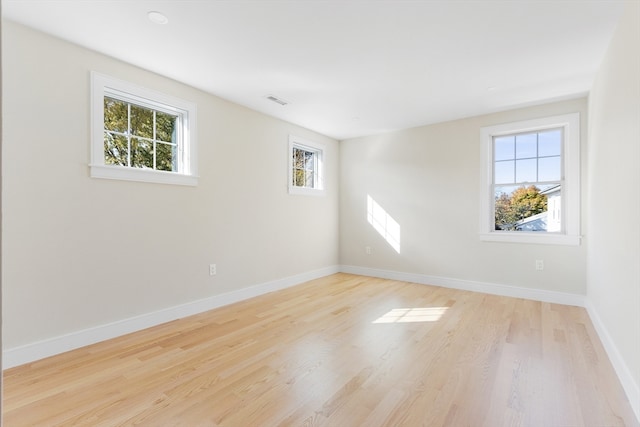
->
[90,72,198,186]
[288,135,325,195]
[292,146,317,188]
[480,113,580,245]
[103,97,179,172]
[492,129,562,232]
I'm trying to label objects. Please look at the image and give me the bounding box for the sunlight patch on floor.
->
[373,307,448,324]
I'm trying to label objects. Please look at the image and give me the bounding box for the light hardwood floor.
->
[3,273,638,426]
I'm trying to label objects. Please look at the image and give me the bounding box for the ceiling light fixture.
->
[147,11,169,25]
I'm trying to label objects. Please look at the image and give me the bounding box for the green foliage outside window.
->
[103,97,177,171]
[495,185,548,230]
[292,147,315,188]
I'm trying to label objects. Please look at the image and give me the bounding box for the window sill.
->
[480,232,581,246]
[90,164,198,186]
[288,186,326,197]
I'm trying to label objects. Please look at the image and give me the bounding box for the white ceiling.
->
[3,0,625,140]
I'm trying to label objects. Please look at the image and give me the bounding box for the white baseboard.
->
[585,301,640,422]
[339,265,586,306]
[3,265,340,369]
[5,264,637,424]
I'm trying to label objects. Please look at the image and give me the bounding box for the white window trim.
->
[288,135,326,196]
[479,113,581,245]
[90,72,198,186]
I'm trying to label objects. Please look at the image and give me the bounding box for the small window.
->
[90,72,198,186]
[288,135,325,195]
[480,113,581,245]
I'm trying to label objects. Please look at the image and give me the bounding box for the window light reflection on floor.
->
[372,307,448,324]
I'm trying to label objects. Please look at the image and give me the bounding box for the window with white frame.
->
[288,135,325,195]
[480,113,581,245]
[90,72,198,186]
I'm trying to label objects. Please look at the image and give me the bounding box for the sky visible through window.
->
[494,129,561,185]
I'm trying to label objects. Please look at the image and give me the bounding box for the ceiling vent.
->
[265,94,289,106]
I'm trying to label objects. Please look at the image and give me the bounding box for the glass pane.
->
[294,169,305,186]
[305,171,315,187]
[539,129,562,157]
[515,158,537,183]
[543,186,562,232]
[130,104,154,139]
[494,185,521,198]
[293,148,304,169]
[156,142,176,172]
[104,97,128,133]
[494,160,514,184]
[494,185,519,231]
[515,133,537,159]
[104,132,128,166]
[156,111,177,143]
[304,151,315,171]
[494,136,514,161]
[539,156,561,181]
[131,138,153,169]
[494,185,549,232]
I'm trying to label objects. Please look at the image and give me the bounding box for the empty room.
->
[1,1,639,426]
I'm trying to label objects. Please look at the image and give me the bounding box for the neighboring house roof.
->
[541,185,561,196]
[515,211,548,231]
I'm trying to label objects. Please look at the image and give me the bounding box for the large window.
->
[91,72,198,186]
[480,113,581,245]
[288,135,325,195]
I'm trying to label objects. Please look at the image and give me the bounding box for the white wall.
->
[340,98,588,295]
[1,21,339,350]
[587,0,640,409]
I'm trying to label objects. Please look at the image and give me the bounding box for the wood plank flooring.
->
[3,273,638,426]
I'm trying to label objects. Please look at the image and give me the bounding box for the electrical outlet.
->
[535,260,544,270]
[209,264,217,276]
[365,246,372,255]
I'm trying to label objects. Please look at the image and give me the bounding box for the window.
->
[480,113,581,245]
[288,135,325,195]
[90,72,198,186]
